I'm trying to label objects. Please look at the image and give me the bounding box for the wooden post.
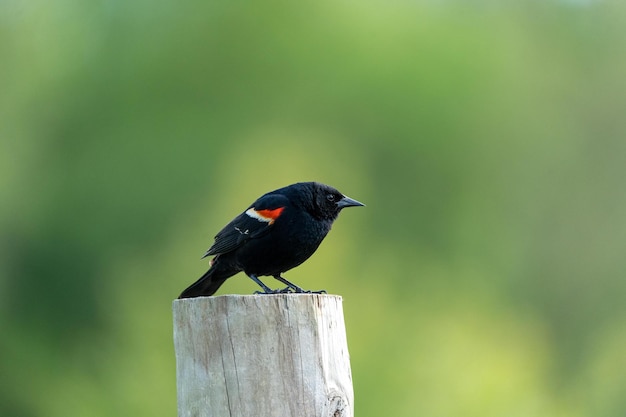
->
[173,294,354,417]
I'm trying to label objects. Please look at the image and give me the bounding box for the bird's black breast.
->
[234,209,333,276]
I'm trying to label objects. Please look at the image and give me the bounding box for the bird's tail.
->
[178,261,238,298]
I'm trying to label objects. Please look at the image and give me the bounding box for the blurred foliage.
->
[2,0,626,416]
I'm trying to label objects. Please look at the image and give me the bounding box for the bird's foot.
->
[253,288,285,295]
[290,287,327,294]
[253,287,327,295]
[264,286,294,294]
[272,275,327,294]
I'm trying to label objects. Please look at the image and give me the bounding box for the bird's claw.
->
[253,288,327,295]
[253,287,292,295]
[290,288,327,294]
[301,289,327,294]
[254,289,277,295]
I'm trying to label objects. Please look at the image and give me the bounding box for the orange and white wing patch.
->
[245,207,285,225]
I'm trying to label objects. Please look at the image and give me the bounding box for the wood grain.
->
[173,294,353,417]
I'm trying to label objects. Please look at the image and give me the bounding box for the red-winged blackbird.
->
[179,182,364,298]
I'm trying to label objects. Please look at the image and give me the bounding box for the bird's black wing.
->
[203,193,289,258]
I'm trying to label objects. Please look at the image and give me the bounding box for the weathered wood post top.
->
[173,294,354,417]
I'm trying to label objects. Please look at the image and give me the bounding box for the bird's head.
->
[301,182,365,221]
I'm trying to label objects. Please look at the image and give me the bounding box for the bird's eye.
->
[326,194,336,202]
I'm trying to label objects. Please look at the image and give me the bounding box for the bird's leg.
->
[273,275,327,294]
[273,275,303,292]
[247,274,278,294]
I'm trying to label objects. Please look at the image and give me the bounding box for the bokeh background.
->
[2,0,626,416]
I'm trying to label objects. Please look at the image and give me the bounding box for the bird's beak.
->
[337,195,365,209]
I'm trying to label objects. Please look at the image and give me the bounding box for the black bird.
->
[179,182,364,298]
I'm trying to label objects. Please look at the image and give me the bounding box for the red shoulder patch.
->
[256,207,284,220]
[246,207,285,224]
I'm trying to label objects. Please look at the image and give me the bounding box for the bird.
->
[178,182,364,298]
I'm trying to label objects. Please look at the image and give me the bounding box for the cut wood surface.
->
[173,294,353,417]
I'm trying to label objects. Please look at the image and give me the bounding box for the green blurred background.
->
[2,0,626,416]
